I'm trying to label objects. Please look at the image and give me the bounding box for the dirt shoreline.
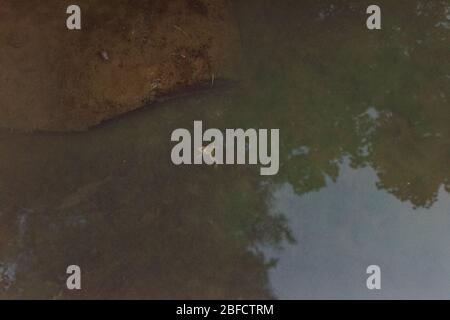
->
[0,78,236,137]
[0,0,240,132]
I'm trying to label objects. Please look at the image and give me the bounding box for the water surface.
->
[0,0,449,299]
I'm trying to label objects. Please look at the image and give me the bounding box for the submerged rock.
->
[0,0,240,132]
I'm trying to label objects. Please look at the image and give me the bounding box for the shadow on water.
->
[0,88,291,299]
[0,0,449,298]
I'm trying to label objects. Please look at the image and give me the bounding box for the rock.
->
[100,50,110,62]
[0,0,240,132]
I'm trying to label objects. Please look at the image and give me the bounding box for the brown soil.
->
[0,0,240,132]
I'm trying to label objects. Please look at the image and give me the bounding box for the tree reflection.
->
[235,0,449,208]
[0,126,293,298]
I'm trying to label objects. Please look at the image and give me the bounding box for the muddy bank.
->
[0,0,240,132]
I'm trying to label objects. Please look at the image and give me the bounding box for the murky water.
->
[0,0,449,299]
